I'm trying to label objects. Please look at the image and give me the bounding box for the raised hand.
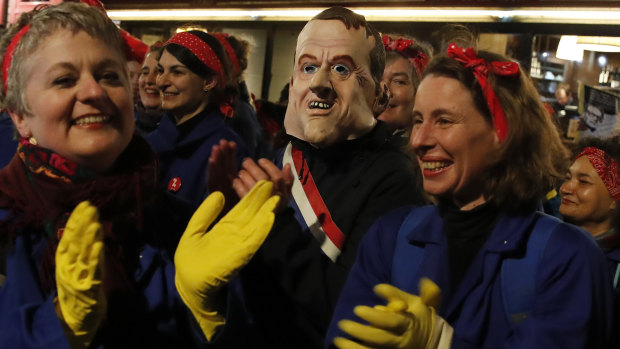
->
[55,201,106,348]
[174,180,280,341]
[233,158,293,212]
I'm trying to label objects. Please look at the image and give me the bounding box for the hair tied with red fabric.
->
[165,31,226,88]
[382,34,429,78]
[212,33,240,75]
[446,43,519,142]
[2,24,29,95]
[382,35,413,53]
[575,147,620,201]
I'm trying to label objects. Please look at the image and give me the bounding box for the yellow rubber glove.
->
[55,201,106,348]
[174,180,279,341]
[334,278,453,349]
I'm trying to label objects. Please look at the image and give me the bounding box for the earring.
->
[28,137,37,146]
[203,87,210,93]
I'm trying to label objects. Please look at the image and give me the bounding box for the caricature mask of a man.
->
[284,17,380,148]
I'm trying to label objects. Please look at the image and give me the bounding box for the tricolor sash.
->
[283,143,345,262]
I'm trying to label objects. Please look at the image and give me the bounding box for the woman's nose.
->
[76,75,107,102]
[560,179,573,196]
[156,71,169,89]
[409,121,433,151]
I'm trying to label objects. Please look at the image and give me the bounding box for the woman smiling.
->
[0,3,278,348]
[328,45,612,348]
[147,30,249,209]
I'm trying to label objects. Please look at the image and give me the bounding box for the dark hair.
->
[161,30,237,107]
[224,34,250,74]
[573,137,620,231]
[313,6,385,95]
[423,50,570,211]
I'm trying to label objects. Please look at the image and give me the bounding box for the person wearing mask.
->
[209,7,426,347]
[0,3,279,347]
[327,44,611,349]
[147,30,249,209]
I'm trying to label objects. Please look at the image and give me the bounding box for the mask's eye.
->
[333,64,350,75]
[303,64,318,74]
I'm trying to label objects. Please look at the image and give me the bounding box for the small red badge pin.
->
[168,177,182,192]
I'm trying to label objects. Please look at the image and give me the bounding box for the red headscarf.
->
[575,147,620,201]
[381,34,429,79]
[212,33,240,75]
[446,43,520,142]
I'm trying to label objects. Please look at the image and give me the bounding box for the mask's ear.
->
[372,81,390,117]
[8,110,31,138]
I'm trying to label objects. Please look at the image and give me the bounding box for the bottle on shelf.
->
[611,68,620,89]
[603,65,612,87]
[530,52,540,77]
[599,66,606,85]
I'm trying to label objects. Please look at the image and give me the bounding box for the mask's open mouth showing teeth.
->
[309,101,333,110]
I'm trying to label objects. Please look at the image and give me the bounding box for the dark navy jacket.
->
[147,108,249,209]
[606,247,620,347]
[327,205,613,349]
[239,123,425,348]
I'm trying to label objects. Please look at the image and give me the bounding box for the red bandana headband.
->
[3,25,30,94]
[446,43,519,142]
[575,147,620,201]
[212,33,240,75]
[165,32,226,87]
[381,34,429,79]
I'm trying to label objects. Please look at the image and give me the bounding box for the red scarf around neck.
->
[0,135,159,294]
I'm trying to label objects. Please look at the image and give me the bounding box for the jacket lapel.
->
[444,210,538,318]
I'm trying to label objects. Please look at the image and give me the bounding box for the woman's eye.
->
[53,76,75,87]
[100,72,122,85]
[333,64,349,75]
[393,79,406,85]
[303,64,318,74]
[103,72,120,81]
[438,117,452,125]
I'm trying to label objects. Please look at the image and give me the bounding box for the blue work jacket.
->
[327,205,612,348]
[0,233,205,348]
[147,108,249,209]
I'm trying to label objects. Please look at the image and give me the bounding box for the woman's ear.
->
[8,111,31,138]
[203,77,218,92]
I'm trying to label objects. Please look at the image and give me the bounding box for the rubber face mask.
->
[284,19,377,148]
